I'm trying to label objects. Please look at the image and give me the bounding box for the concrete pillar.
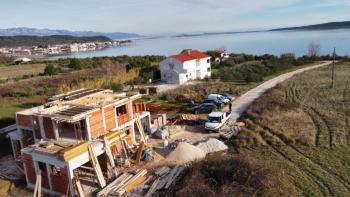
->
[38,116,46,139]
[46,164,53,191]
[85,117,92,141]
[67,166,75,197]
[102,108,106,132]
[114,106,118,128]
[52,121,59,139]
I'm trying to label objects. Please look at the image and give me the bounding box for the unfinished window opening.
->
[116,105,127,116]
[38,162,46,172]
[21,129,34,146]
[50,165,61,176]
[58,120,87,140]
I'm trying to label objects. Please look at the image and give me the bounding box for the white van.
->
[208,94,230,104]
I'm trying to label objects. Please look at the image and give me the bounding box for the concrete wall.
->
[160,57,211,84]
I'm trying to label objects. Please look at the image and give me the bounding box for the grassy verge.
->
[228,61,350,196]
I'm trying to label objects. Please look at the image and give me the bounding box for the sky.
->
[1,0,350,34]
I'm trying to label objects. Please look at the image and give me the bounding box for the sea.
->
[55,29,350,58]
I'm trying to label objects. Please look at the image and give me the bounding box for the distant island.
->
[0,35,111,47]
[0,27,142,39]
[174,21,350,38]
[270,21,350,31]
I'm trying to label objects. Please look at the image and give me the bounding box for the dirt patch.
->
[0,64,46,79]
[0,155,24,181]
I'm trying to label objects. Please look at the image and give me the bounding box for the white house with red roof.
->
[160,49,211,84]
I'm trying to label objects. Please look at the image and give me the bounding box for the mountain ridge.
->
[270,21,350,31]
[0,27,142,39]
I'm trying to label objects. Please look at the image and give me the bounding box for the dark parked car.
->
[203,99,224,108]
[220,93,235,101]
[192,103,217,114]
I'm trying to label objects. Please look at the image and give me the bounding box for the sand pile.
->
[196,138,228,154]
[166,142,206,164]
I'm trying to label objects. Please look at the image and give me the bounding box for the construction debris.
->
[88,144,106,188]
[166,142,206,164]
[154,166,171,177]
[97,169,148,197]
[196,138,228,154]
[180,114,198,121]
[144,177,160,197]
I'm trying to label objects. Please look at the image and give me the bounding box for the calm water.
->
[57,30,350,58]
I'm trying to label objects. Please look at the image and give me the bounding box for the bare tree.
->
[308,42,320,57]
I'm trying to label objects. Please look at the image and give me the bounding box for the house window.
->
[207,59,210,63]
[116,105,127,116]
[186,74,188,78]
[207,67,211,72]
[169,63,174,70]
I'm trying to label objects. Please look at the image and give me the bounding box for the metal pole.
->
[332,48,336,89]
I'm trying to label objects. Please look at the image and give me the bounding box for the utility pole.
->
[331,48,336,89]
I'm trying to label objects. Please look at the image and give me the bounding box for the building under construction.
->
[8,89,151,196]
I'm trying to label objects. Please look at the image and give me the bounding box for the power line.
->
[332,48,335,88]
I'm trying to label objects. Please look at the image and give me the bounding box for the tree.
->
[43,64,59,75]
[68,58,83,70]
[308,42,320,58]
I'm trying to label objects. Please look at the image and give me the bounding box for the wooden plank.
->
[97,173,131,197]
[124,175,147,192]
[145,178,161,197]
[33,170,41,197]
[103,137,115,168]
[74,175,85,197]
[88,144,106,188]
[165,166,185,189]
[134,113,147,144]
[135,142,144,164]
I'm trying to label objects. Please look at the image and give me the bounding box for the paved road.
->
[226,61,332,128]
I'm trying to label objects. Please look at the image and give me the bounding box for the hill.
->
[0,27,141,39]
[0,35,111,47]
[230,62,350,196]
[271,21,350,31]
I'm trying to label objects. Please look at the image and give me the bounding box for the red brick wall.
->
[50,167,69,194]
[104,106,116,131]
[22,153,36,185]
[89,110,104,139]
[43,117,55,139]
[11,140,21,159]
[32,116,41,139]
[22,137,34,148]
[17,114,32,128]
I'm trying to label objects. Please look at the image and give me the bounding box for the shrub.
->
[68,58,83,70]
[8,87,34,97]
[43,64,60,75]
[174,155,296,197]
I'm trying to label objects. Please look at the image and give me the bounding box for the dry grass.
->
[0,64,46,79]
[159,154,296,197]
[231,62,350,196]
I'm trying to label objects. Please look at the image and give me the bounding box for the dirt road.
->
[226,61,332,128]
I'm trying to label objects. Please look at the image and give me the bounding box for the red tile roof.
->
[171,54,195,62]
[171,50,209,62]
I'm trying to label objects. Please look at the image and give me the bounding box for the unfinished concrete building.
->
[8,89,151,196]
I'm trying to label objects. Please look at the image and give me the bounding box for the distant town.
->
[0,40,132,56]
